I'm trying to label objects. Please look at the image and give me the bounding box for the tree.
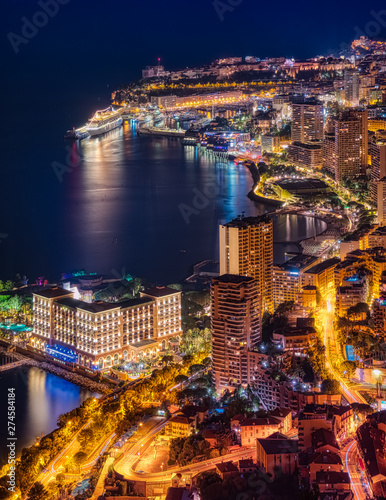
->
[320,379,340,395]
[174,374,188,385]
[55,473,65,485]
[73,451,88,472]
[78,428,94,450]
[188,364,204,376]
[45,481,59,499]
[196,471,222,494]
[0,281,13,292]
[161,355,174,366]
[347,302,369,320]
[340,360,357,378]
[202,357,212,367]
[27,482,48,500]
[215,430,233,454]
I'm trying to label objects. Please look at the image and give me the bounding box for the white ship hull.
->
[87,116,123,136]
[138,127,185,137]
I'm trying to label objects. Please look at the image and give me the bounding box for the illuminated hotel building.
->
[32,286,182,370]
[219,215,274,314]
[140,287,182,348]
[211,274,261,393]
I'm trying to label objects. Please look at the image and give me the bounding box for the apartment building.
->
[219,215,273,314]
[211,274,261,393]
[302,258,340,302]
[273,254,318,308]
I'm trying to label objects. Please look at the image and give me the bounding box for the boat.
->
[138,126,185,138]
[137,115,152,127]
[86,107,123,136]
[64,126,90,140]
[153,115,165,127]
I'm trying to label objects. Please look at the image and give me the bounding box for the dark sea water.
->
[0,120,326,283]
[0,365,96,465]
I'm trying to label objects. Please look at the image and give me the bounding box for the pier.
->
[0,348,34,372]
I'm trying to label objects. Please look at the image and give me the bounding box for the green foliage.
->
[362,392,376,406]
[77,428,94,450]
[188,363,205,375]
[222,385,260,420]
[346,302,369,319]
[55,473,65,485]
[73,451,88,467]
[196,471,222,495]
[168,436,212,466]
[262,301,294,342]
[0,355,207,496]
[181,328,211,356]
[307,336,327,379]
[340,360,357,378]
[320,379,341,395]
[271,184,298,202]
[27,482,48,500]
[0,281,14,292]
[0,294,23,313]
[167,283,182,291]
[174,374,189,385]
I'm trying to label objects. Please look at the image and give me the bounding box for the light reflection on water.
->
[62,125,326,279]
[0,124,327,282]
[0,366,96,465]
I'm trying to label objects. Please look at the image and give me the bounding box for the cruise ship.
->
[64,126,90,140]
[86,107,123,136]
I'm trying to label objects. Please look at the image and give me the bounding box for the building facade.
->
[370,140,386,204]
[32,286,182,370]
[219,216,274,314]
[211,274,261,393]
[323,109,368,182]
[378,178,386,226]
[287,141,323,169]
[291,101,324,143]
[343,69,359,106]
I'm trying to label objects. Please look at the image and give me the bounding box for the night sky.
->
[1,0,386,150]
[2,0,386,93]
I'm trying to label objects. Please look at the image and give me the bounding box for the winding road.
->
[114,417,255,483]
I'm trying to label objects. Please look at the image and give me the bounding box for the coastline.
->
[0,342,110,394]
[199,147,284,207]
